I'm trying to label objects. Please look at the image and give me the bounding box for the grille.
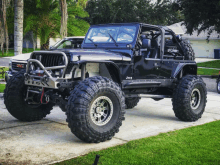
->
[32,54,65,67]
[12,62,26,71]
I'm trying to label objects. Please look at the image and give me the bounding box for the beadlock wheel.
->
[66,76,125,143]
[90,96,113,126]
[190,88,201,111]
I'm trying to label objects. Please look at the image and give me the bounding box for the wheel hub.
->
[190,88,201,110]
[90,96,113,126]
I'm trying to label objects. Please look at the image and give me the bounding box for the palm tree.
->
[0,0,11,55]
[24,0,60,50]
[14,0,23,55]
[60,0,68,39]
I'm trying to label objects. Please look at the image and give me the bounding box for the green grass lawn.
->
[0,84,5,93]
[197,68,219,76]
[0,67,8,93]
[56,120,220,165]
[0,48,40,57]
[197,60,220,68]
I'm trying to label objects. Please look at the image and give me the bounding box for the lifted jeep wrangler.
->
[4,23,207,143]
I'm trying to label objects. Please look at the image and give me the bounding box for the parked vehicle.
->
[4,23,207,143]
[5,36,84,82]
[216,72,220,93]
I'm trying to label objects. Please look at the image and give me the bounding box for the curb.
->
[199,75,219,79]
[198,67,220,70]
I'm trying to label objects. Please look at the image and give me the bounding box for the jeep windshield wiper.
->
[107,33,118,47]
[88,38,97,47]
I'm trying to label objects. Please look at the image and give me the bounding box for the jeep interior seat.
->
[140,35,151,58]
[149,39,159,59]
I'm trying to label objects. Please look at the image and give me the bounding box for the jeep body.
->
[25,23,196,98]
[5,23,206,143]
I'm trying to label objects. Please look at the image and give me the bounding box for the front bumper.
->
[5,71,13,82]
[25,51,68,89]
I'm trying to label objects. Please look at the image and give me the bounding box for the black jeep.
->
[4,23,207,143]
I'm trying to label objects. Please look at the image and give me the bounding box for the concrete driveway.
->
[0,89,220,164]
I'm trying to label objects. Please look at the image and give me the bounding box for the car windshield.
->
[84,25,137,44]
[52,39,84,49]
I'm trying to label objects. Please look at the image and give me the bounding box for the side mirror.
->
[176,35,182,42]
[142,39,151,49]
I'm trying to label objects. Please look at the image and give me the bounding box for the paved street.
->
[203,78,217,92]
[0,57,10,67]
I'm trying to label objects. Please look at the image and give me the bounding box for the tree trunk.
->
[59,0,68,38]
[40,37,50,50]
[14,0,23,56]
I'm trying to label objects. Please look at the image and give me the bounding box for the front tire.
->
[172,75,207,121]
[4,70,53,121]
[66,76,125,143]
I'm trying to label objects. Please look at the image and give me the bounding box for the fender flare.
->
[73,60,122,83]
[171,63,197,78]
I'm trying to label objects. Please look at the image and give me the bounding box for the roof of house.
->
[168,22,220,40]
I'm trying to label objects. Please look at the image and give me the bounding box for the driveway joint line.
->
[44,119,67,125]
[204,111,220,115]
[0,121,53,131]
[113,137,129,142]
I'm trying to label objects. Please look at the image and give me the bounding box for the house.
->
[168,22,220,58]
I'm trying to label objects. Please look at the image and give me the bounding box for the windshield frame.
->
[82,23,140,48]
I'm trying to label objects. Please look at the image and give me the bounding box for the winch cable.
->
[40,88,48,104]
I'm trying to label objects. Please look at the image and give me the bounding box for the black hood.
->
[52,49,131,62]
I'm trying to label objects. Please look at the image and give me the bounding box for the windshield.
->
[52,39,84,49]
[85,25,137,44]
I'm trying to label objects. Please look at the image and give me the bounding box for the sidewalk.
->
[195,58,218,63]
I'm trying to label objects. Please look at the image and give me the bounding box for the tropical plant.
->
[24,0,60,50]
[24,0,89,50]
[66,0,90,36]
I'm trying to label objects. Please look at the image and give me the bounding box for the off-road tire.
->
[180,40,195,61]
[217,78,220,94]
[125,97,140,109]
[172,75,207,121]
[4,70,53,121]
[66,76,125,143]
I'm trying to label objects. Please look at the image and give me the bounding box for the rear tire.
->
[4,70,53,121]
[125,97,140,109]
[66,76,125,143]
[172,75,207,121]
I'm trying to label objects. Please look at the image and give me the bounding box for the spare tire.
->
[180,40,195,61]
